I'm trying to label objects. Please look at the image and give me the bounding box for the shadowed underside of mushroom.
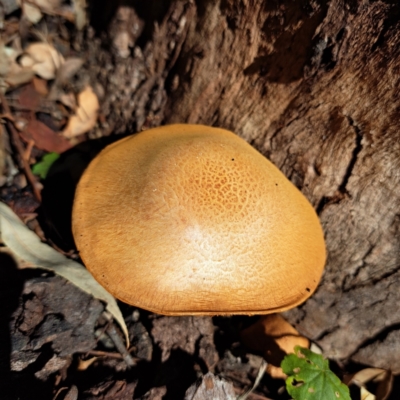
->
[72,124,326,315]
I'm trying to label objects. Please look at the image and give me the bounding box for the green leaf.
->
[281,346,351,400]
[32,152,60,179]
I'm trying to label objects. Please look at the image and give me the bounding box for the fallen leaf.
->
[361,387,375,400]
[19,42,65,80]
[21,119,73,153]
[72,0,87,30]
[0,43,35,91]
[18,0,62,18]
[344,368,393,400]
[32,76,49,95]
[0,201,129,347]
[241,314,309,379]
[62,86,99,138]
[16,81,43,110]
[77,357,97,371]
[20,2,43,24]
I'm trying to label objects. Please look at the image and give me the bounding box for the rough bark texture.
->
[161,0,400,372]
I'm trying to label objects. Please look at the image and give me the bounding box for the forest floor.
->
[0,2,397,399]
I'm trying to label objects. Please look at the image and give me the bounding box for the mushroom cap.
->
[72,124,325,315]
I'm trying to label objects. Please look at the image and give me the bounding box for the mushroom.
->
[72,124,325,316]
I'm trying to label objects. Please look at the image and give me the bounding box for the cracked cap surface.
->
[72,124,326,315]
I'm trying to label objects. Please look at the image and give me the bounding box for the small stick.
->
[105,322,136,367]
[79,349,139,361]
[0,92,42,202]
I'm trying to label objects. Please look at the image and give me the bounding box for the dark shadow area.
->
[212,315,258,359]
[154,348,198,400]
[133,322,199,399]
[12,342,56,400]
[88,0,172,44]
[0,253,24,399]
[388,375,400,400]
[66,343,198,399]
[39,133,132,251]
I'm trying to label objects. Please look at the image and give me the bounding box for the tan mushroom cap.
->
[72,124,325,316]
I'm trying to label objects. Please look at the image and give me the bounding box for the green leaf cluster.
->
[281,346,351,400]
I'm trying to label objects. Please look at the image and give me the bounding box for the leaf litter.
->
[0,201,129,346]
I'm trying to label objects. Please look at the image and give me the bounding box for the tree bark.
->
[96,0,400,372]
[163,0,400,372]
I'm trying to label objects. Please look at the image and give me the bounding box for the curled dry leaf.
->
[240,314,309,379]
[344,368,393,400]
[0,201,129,347]
[19,42,65,80]
[361,387,375,400]
[62,86,99,138]
[0,43,35,91]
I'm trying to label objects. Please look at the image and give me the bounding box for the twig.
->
[79,349,139,361]
[106,322,136,367]
[0,92,42,202]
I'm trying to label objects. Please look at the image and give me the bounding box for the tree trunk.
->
[96,0,400,372]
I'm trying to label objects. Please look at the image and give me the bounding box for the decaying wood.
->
[161,0,400,371]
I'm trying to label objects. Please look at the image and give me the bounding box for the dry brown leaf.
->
[0,201,129,347]
[32,76,49,95]
[0,43,35,91]
[18,0,62,14]
[240,314,309,379]
[77,357,97,371]
[20,42,65,80]
[72,0,87,30]
[20,2,43,24]
[21,119,73,153]
[344,367,393,400]
[62,86,99,138]
[361,387,375,400]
